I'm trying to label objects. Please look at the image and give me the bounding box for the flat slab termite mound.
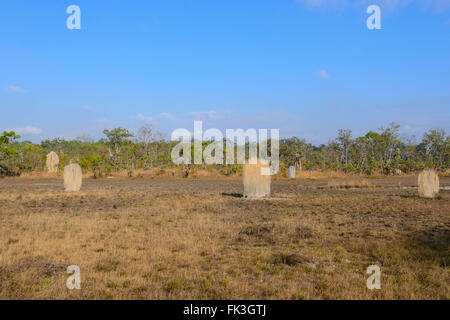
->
[418,169,439,199]
[243,160,271,199]
[64,163,83,192]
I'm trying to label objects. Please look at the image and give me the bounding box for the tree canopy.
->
[1,124,448,177]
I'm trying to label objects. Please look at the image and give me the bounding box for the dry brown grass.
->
[19,171,63,179]
[20,167,430,181]
[0,175,449,300]
[65,167,233,179]
[294,170,355,180]
[327,179,372,189]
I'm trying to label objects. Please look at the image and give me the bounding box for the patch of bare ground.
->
[0,175,449,299]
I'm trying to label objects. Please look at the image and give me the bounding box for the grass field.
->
[0,173,449,299]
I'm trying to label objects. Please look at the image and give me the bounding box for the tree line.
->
[0,123,448,177]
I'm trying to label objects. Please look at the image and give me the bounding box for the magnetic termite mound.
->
[46,151,59,173]
[418,169,439,199]
[64,163,82,192]
[243,160,271,199]
[288,166,296,179]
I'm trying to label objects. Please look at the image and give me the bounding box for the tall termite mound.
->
[243,160,271,199]
[64,163,82,192]
[46,151,59,173]
[418,169,439,199]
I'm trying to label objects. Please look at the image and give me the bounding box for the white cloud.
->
[315,70,330,79]
[136,113,175,124]
[83,105,93,111]
[158,113,174,121]
[6,85,27,94]
[136,113,154,123]
[8,126,43,135]
[187,110,222,120]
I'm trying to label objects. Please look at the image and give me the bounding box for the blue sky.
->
[0,0,449,144]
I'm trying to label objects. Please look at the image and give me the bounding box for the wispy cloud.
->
[96,118,120,126]
[5,85,27,94]
[418,0,450,13]
[136,112,174,124]
[297,0,349,11]
[298,0,332,7]
[315,70,330,79]
[358,0,412,14]
[136,113,153,123]
[158,113,174,121]
[83,105,93,111]
[8,126,43,135]
[186,110,223,120]
[297,0,450,15]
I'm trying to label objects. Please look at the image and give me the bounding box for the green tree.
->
[337,129,352,165]
[79,152,103,178]
[280,137,307,168]
[422,128,447,166]
[0,131,21,176]
[103,127,134,155]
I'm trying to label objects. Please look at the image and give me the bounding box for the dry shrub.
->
[439,169,450,177]
[294,226,314,239]
[239,224,274,237]
[271,252,311,266]
[0,257,67,279]
[237,224,275,244]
